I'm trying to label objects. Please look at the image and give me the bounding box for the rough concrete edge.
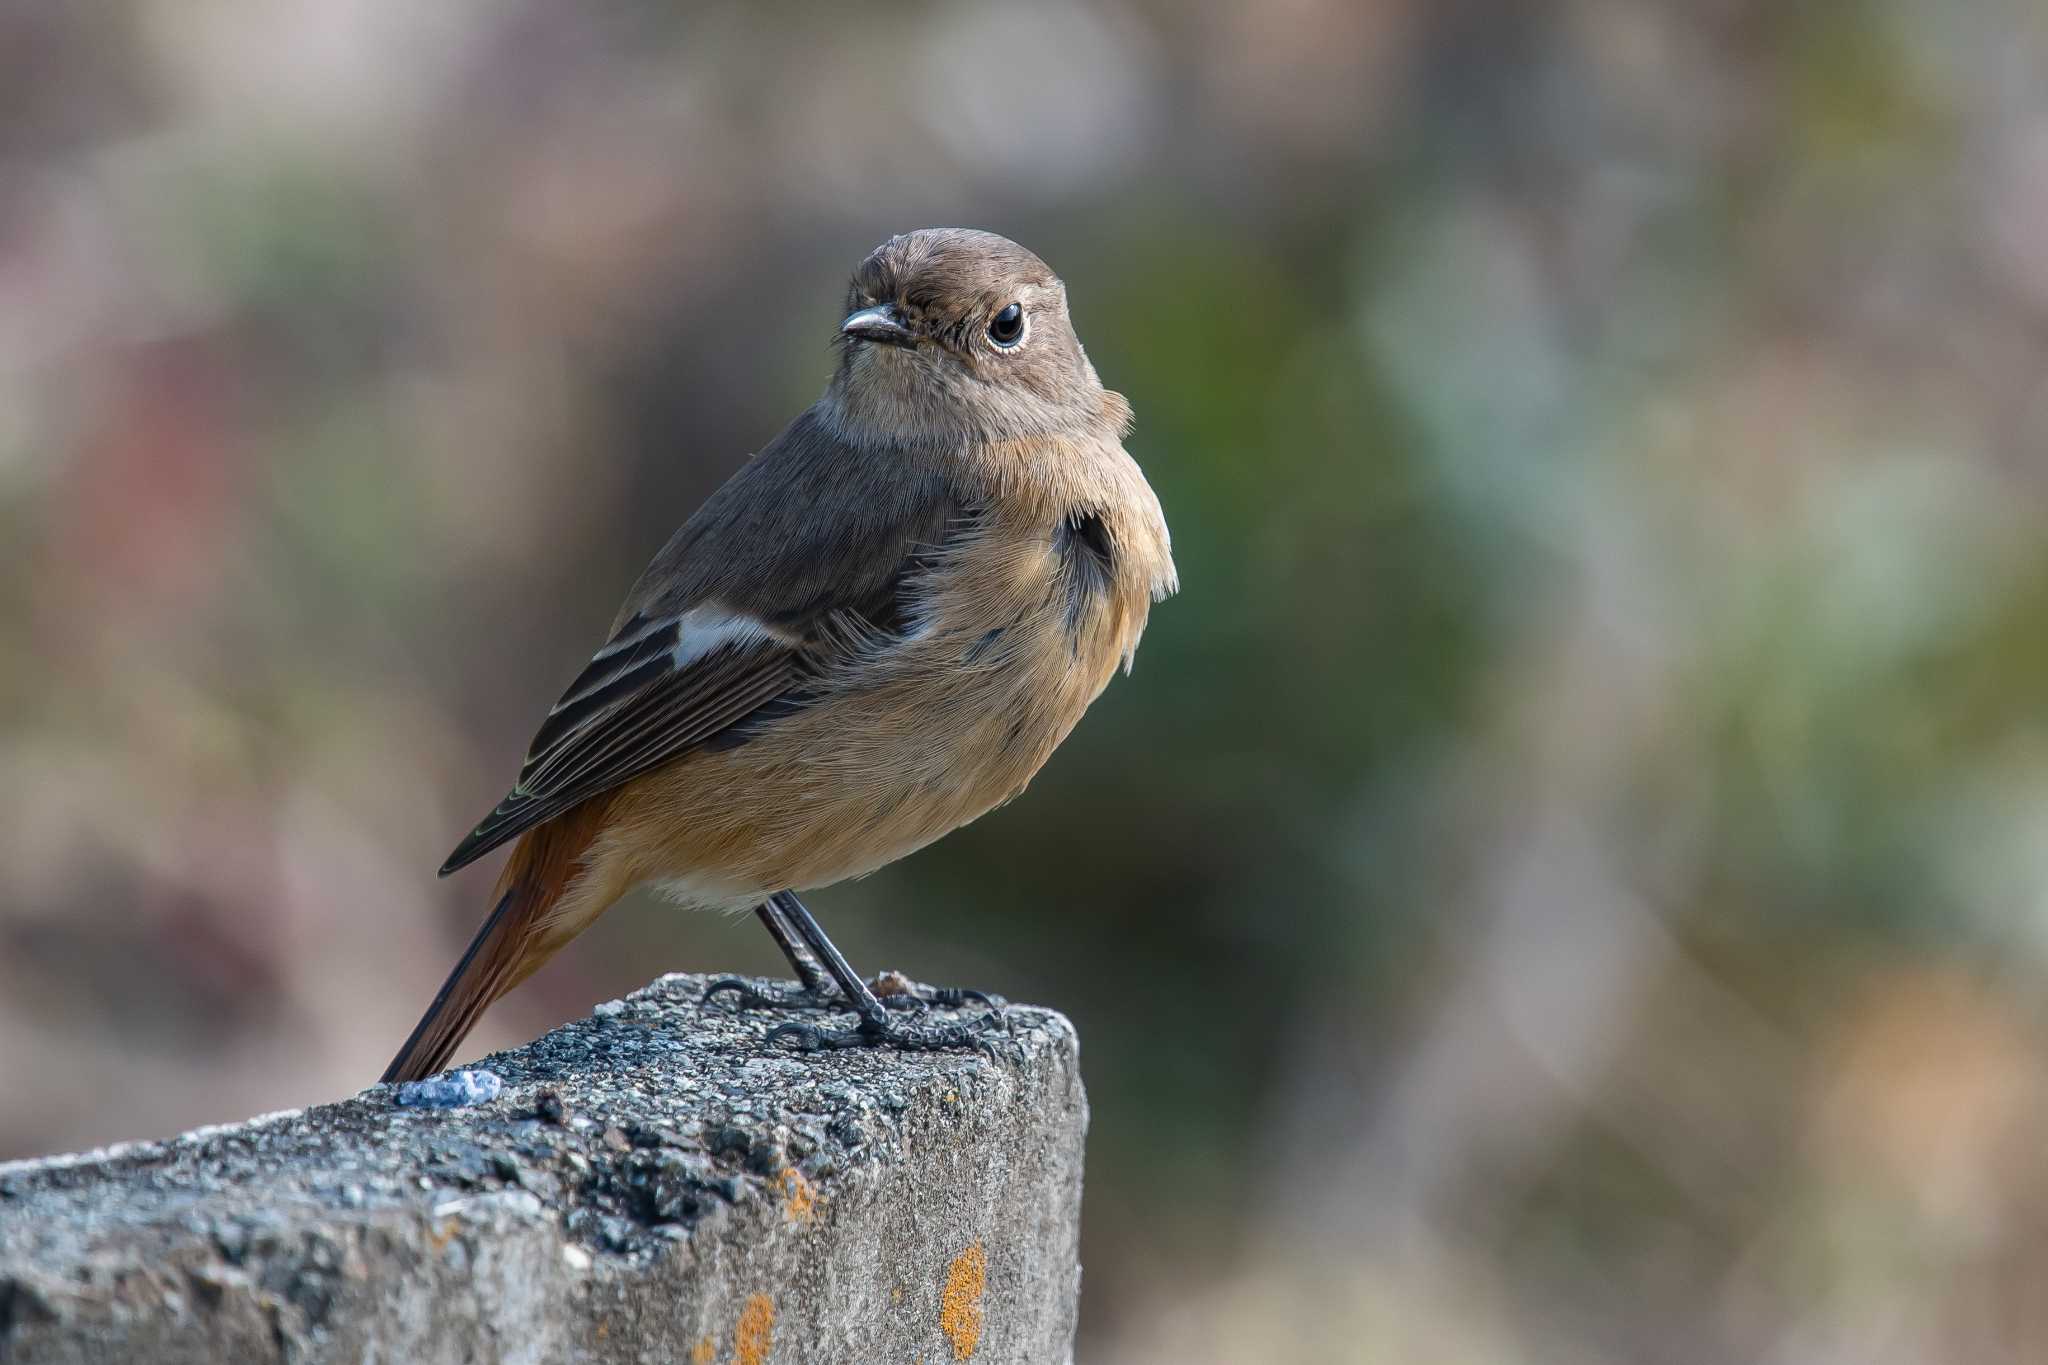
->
[0,973,1090,1364]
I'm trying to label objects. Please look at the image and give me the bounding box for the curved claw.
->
[765,1007,1009,1055]
[965,1008,1012,1056]
[710,973,997,1018]
[710,977,869,1017]
[867,972,1004,1013]
[766,1021,829,1051]
[927,987,1005,1010]
[701,975,749,1004]
[702,976,797,1011]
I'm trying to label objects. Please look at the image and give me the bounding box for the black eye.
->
[988,302,1025,347]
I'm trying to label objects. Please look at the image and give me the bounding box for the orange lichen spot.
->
[733,1292,774,1365]
[691,1335,715,1364]
[940,1242,986,1360]
[892,1284,904,1305]
[779,1166,818,1224]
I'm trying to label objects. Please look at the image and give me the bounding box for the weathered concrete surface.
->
[0,975,1087,1364]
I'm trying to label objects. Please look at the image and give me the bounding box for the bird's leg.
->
[700,900,835,1008]
[754,891,1006,1052]
[702,890,1003,1017]
[701,896,887,1011]
[759,896,831,992]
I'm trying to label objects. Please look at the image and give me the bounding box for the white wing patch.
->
[672,605,782,669]
[544,606,785,720]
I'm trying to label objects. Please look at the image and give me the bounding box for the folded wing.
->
[440,426,975,876]
[439,607,802,874]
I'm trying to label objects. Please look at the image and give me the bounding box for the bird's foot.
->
[700,977,836,1012]
[867,969,1006,1012]
[702,971,1002,1016]
[767,1004,1010,1055]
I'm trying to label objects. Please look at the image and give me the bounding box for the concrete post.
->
[0,974,1087,1364]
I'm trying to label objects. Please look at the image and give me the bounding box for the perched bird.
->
[382,228,1177,1084]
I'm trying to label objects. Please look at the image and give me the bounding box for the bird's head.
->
[825,228,1114,447]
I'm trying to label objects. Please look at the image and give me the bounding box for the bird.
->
[381,228,1177,1085]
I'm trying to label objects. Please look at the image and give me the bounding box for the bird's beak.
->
[841,304,917,349]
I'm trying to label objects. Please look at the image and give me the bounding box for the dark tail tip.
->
[380,887,522,1084]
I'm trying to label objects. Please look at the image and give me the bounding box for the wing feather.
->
[438,408,980,877]
[441,634,795,874]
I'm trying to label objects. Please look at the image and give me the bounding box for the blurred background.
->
[5,1,2048,1360]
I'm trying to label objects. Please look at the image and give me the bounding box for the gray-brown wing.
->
[439,612,800,874]
[440,406,979,876]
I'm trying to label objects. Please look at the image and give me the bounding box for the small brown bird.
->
[383,228,1176,1084]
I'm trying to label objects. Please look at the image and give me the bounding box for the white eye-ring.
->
[988,302,1026,349]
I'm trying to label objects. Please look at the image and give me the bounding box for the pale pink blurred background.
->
[9,3,2048,1360]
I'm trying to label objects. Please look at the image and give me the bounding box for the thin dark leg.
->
[757,899,832,993]
[771,890,888,1023]
[699,899,835,1009]
[703,890,1000,1016]
[765,891,1004,1053]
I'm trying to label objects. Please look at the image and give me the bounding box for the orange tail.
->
[381,802,611,1084]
